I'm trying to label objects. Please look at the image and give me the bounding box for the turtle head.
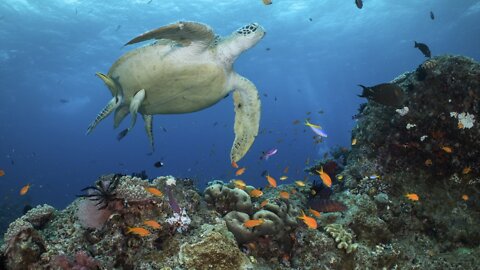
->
[234,23,266,49]
[219,23,265,65]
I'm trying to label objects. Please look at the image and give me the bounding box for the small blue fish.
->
[260,148,278,160]
[309,126,328,138]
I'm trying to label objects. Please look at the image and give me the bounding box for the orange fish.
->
[462,167,472,174]
[231,161,239,168]
[405,193,419,201]
[283,166,289,174]
[20,184,30,196]
[279,176,288,181]
[233,180,246,189]
[250,189,263,198]
[0,169,5,177]
[243,219,264,228]
[316,167,332,188]
[461,194,469,201]
[279,191,290,199]
[266,175,277,188]
[235,167,246,176]
[424,159,433,166]
[441,146,453,153]
[295,181,306,187]
[127,227,151,237]
[145,187,163,196]
[143,220,161,230]
[309,208,321,218]
[260,199,269,208]
[298,210,317,229]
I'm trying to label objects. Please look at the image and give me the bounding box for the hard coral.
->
[325,223,358,254]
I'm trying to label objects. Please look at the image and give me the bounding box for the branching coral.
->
[325,223,358,254]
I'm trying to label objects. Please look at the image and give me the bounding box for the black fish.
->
[358,83,405,107]
[430,11,435,20]
[261,170,268,177]
[154,161,164,168]
[355,0,363,9]
[59,98,69,103]
[414,41,431,58]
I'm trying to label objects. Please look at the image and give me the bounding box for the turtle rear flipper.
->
[86,95,122,135]
[117,89,146,140]
[125,21,215,47]
[230,74,261,163]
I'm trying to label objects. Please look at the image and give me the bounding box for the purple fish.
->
[260,148,278,160]
[309,126,328,138]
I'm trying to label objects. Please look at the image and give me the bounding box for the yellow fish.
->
[279,176,288,181]
[233,180,246,189]
[336,174,344,181]
[304,119,321,129]
[351,138,357,146]
[295,181,306,187]
[441,146,453,153]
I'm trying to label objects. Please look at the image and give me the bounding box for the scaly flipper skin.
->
[86,96,122,135]
[117,89,146,140]
[142,114,154,151]
[230,74,261,163]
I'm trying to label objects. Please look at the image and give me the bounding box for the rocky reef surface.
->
[1,55,479,269]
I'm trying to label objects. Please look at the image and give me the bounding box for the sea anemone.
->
[78,174,122,210]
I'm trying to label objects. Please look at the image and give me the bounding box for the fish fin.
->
[230,75,260,163]
[414,41,418,48]
[357,84,370,98]
[86,96,122,134]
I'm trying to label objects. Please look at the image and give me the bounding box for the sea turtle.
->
[86,21,266,163]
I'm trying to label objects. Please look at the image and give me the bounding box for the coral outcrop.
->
[1,54,479,270]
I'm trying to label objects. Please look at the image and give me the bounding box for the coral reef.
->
[1,54,479,270]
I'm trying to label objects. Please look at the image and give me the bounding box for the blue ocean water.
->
[0,0,478,217]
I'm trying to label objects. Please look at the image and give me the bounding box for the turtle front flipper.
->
[117,89,146,140]
[86,95,122,135]
[125,21,215,47]
[230,74,261,163]
[142,114,154,151]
